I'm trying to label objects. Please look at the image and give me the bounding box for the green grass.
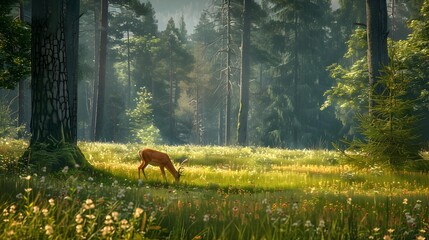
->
[1,138,429,239]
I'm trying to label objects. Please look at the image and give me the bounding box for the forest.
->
[1,0,429,239]
[0,0,428,154]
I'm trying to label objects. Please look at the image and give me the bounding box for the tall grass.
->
[1,138,429,239]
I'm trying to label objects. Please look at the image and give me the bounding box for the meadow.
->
[1,138,429,239]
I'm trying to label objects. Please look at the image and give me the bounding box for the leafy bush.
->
[0,100,24,138]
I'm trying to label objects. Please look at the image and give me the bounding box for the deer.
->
[138,148,187,183]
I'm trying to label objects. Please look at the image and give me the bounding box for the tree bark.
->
[95,0,108,141]
[65,0,80,144]
[366,0,388,110]
[237,0,251,146]
[30,0,72,145]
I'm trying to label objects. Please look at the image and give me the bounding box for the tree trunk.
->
[18,1,26,137]
[237,0,251,146]
[366,0,388,110]
[225,0,232,145]
[91,0,100,141]
[30,0,72,145]
[27,0,88,171]
[95,0,108,141]
[65,0,80,144]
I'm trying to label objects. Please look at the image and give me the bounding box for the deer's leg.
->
[160,166,167,182]
[138,161,149,179]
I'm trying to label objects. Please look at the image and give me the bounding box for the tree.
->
[126,88,161,144]
[23,0,88,171]
[94,0,108,141]
[237,0,251,145]
[366,0,388,110]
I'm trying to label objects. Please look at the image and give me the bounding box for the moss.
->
[20,141,93,173]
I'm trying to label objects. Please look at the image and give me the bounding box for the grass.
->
[1,138,429,239]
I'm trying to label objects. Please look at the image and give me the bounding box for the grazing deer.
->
[138,148,187,183]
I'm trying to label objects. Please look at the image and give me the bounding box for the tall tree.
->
[26,0,87,170]
[224,0,232,145]
[366,0,388,110]
[237,0,251,145]
[94,0,108,141]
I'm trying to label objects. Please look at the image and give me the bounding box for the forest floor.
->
[1,139,429,239]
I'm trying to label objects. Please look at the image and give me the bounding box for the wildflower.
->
[292,221,300,227]
[292,202,298,211]
[86,214,96,220]
[16,193,23,199]
[405,212,415,224]
[48,198,55,206]
[42,208,49,216]
[42,167,47,172]
[305,220,313,228]
[262,198,268,205]
[76,224,83,234]
[414,202,422,211]
[62,166,69,174]
[149,211,156,222]
[189,214,196,222]
[75,164,80,168]
[40,176,45,183]
[88,177,94,181]
[45,224,54,236]
[104,215,113,225]
[117,188,126,199]
[24,188,32,193]
[2,208,8,217]
[120,219,129,229]
[403,198,408,205]
[318,220,325,228]
[416,236,426,240]
[6,230,15,236]
[387,229,395,234]
[383,235,392,240]
[347,197,352,205]
[111,211,119,221]
[23,175,31,180]
[128,201,134,210]
[203,214,210,222]
[83,199,95,210]
[101,225,114,236]
[75,214,83,224]
[373,227,380,232]
[134,208,144,218]
[33,206,40,214]
[138,179,143,187]
[9,205,16,213]
[99,183,103,188]
[420,229,426,234]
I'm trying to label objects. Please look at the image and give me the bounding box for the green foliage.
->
[126,88,162,144]
[342,57,427,170]
[322,28,368,133]
[0,100,24,138]
[0,1,31,89]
